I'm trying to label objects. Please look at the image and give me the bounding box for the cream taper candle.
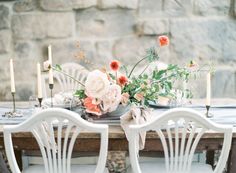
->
[49,69,53,85]
[37,63,43,98]
[48,45,52,63]
[48,45,54,84]
[10,59,15,93]
[206,72,211,106]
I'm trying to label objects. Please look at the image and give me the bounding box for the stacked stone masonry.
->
[0,0,235,100]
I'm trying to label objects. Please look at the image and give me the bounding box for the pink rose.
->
[85,70,110,99]
[101,84,121,113]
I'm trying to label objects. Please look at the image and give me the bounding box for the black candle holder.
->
[38,98,43,107]
[49,84,53,107]
[205,105,213,118]
[12,92,16,113]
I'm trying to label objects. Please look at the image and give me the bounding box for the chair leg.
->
[14,150,23,171]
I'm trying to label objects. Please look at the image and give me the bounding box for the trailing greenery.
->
[123,63,192,106]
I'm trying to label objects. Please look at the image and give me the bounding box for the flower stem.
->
[128,57,147,78]
[151,74,177,85]
[139,64,150,76]
[116,71,118,82]
[52,67,85,87]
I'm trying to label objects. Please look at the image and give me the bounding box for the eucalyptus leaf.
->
[55,64,62,71]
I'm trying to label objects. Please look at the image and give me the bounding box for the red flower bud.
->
[110,60,120,71]
[118,75,128,85]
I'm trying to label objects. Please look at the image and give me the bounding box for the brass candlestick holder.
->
[49,84,53,107]
[205,105,213,118]
[12,92,16,113]
[38,98,43,107]
[2,92,23,118]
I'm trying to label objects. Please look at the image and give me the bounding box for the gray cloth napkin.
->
[120,106,152,150]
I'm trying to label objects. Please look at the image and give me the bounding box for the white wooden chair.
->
[127,108,232,173]
[3,108,109,173]
[42,63,88,98]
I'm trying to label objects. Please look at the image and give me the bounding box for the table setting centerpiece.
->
[43,35,205,119]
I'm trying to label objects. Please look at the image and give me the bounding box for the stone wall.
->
[0,0,235,101]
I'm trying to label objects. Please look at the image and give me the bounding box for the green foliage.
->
[120,65,129,76]
[122,62,193,106]
[145,47,159,63]
[128,47,160,78]
[55,64,62,71]
[74,89,86,99]
[109,73,116,80]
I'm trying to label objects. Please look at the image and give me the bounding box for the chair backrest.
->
[54,63,88,92]
[4,108,108,173]
[42,63,88,98]
[128,108,232,173]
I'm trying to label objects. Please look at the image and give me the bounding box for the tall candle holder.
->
[12,92,16,113]
[38,98,43,107]
[205,105,213,118]
[2,92,23,118]
[49,84,53,107]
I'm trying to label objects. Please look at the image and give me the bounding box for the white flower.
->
[43,60,51,70]
[101,84,121,113]
[85,70,110,99]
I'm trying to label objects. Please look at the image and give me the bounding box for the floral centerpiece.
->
[45,36,200,116]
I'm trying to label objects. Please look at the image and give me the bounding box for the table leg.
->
[227,139,236,173]
[14,150,22,171]
[206,150,215,167]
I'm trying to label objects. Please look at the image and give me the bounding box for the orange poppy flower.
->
[84,97,102,116]
[158,35,169,47]
[118,75,128,85]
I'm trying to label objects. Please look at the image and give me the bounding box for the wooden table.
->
[0,99,236,173]
[0,126,236,172]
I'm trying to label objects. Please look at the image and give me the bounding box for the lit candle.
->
[206,72,211,106]
[37,63,43,98]
[10,59,15,93]
[48,45,53,84]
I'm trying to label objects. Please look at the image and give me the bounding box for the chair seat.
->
[127,162,213,173]
[23,164,109,173]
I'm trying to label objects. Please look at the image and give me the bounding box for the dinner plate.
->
[42,98,77,109]
[148,101,171,109]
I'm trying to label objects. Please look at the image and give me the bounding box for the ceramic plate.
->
[42,98,77,109]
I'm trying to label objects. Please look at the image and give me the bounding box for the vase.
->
[105,105,130,117]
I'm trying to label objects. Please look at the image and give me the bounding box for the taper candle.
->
[48,45,54,84]
[48,45,52,63]
[206,72,211,106]
[37,63,43,98]
[10,59,15,93]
